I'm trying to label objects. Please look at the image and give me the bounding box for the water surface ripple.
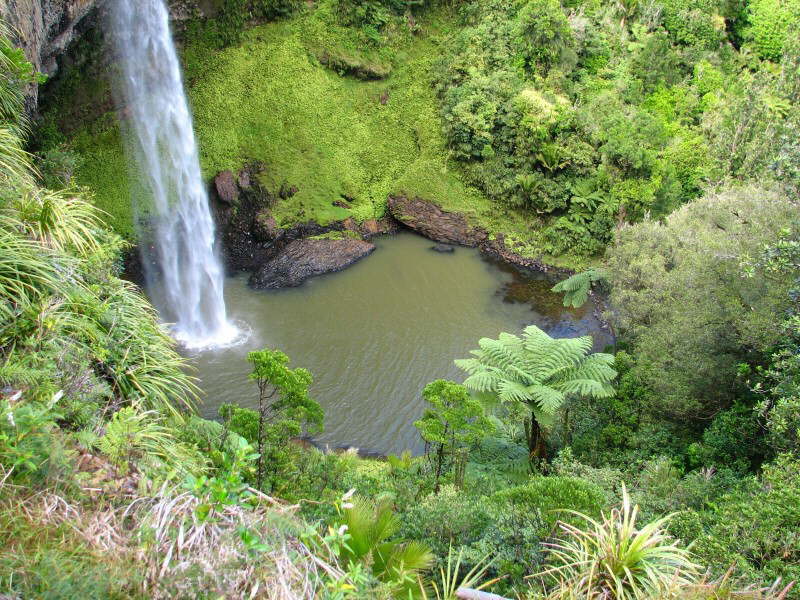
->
[191,233,610,455]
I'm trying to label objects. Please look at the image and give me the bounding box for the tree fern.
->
[551,268,609,308]
[456,325,616,461]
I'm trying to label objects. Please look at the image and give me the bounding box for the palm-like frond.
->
[340,495,400,564]
[456,325,617,431]
[339,495,433,598]
[5,187,105,256]
[375,540,434,579]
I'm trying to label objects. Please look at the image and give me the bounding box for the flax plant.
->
[534,485,700,599]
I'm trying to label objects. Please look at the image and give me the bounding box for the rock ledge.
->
[248,238,375,289]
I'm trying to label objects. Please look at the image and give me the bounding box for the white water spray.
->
[110,0,237,348]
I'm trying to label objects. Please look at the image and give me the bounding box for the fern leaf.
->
[551,269,607,308]
[527,385,565,414]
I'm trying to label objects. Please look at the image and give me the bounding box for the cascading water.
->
[110,0,237,349]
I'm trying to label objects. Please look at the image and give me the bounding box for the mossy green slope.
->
[184,8,491,227]
[64,4,575,263]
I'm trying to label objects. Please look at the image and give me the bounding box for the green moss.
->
[54,2,591,267]
[184,8,482,228]
[308,230,361,240]
[71,123,134,238]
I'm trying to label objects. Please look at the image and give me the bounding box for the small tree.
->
[246,348,323,490]
[456,325,616,464]
[414,379,494,492]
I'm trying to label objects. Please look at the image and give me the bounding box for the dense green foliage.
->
[606,185,796,422]
[456,325,617,460]
[4,0,800,597]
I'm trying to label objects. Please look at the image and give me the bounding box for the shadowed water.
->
[191,233,611,455]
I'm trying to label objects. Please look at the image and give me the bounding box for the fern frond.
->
[558,379,616,399]
[497,379,533,404]
[527,385,565,414]
[551,269,608,308]
[478,336,523,370]
[453,357,482,374]
[463,368,501,393]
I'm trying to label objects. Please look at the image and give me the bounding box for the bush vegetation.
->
[3,0,800,598]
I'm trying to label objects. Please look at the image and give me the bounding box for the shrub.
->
[97,407,208,479]
[400,485,494,562]
[745,0,800,61]
[515,0,574,72]
[490,476,606,535]
[660,0,727,50]
[692,455,800,590]
[605,184,799,422]
[689,404,771,472]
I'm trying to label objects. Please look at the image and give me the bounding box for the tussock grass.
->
[0,481,342,599]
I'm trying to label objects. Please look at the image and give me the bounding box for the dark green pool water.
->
[189,232,611,455]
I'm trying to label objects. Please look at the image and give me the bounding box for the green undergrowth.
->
[182,2,485,227]
[72,122,136,237]
[46,1,589,265]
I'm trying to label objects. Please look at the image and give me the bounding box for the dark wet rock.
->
[430,243,454,253]
[249,238,375,289]
[388,196,488,247]
[360,217,398,238]
[214,170,239,205]
[279,183,298,199]
[253,209,284,243]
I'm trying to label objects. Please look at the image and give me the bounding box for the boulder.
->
[388,196,487,246]
[252,210,284,243]
[249,238,375,289]
[359,218,398,237]
[361,219,382,235]
[214,170,239,204]
[237,169,251,189]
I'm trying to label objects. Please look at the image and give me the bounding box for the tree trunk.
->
[525,416,547,465]
[434,441,445,493]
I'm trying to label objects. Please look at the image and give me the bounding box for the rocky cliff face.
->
[1,0,100,107]
[0,0,214,109]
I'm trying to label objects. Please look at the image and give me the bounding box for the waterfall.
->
[110,0,237,348]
